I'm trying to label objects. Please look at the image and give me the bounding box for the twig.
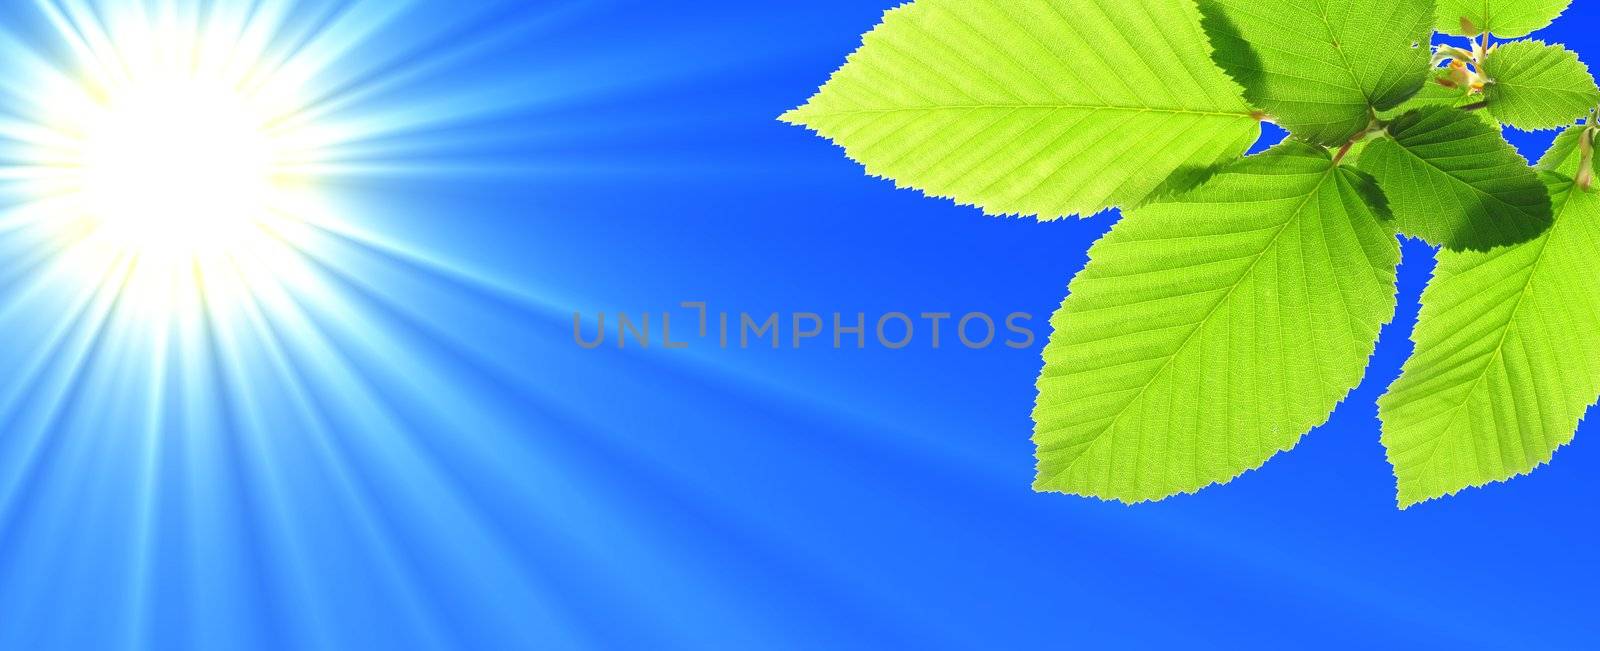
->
[1332,138,1360,165]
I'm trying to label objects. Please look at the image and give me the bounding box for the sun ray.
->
[0,1,632,645]
[0,1,377,340]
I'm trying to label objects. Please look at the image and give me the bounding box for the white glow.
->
[0,3,392,332]
[77,76,278,260]
[0,4,355,330]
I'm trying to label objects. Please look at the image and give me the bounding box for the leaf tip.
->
[777,104,811,126]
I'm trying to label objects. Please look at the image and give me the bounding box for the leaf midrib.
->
[1045,164,1340,482]
[1392,134,1543,217]
[1403,182,1581,471]
[794,104,1258,120]
[1314,1,1377,109]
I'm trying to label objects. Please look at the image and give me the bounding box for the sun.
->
[0,7,348,325]
[75,74,281,261]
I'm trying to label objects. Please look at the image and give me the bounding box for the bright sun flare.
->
[1,5,353,325]
[77,76,279,259]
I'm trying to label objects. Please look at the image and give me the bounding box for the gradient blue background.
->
[1,1,1597,649]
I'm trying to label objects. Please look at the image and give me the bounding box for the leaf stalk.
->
[1579,127,1595,191]
[1332,117,1387,166]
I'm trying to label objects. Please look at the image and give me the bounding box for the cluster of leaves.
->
[783,0,1600,507]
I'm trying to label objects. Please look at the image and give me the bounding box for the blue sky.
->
[0,1,1596,648]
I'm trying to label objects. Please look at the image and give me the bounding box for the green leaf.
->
[1350,73,1475,167]
[780,0,1261,220]
[1386,75,1471,112]
[1199,0,1434,146]
[1481,41,1600,130]
[1356,106,1552,250]
[1378,73,1497,128]
[1381,72,1475,112]
[1435,0,1572,38]
[1033,142,1399,502]
[1379,174,1600,508]
[1538,125,1599,177]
